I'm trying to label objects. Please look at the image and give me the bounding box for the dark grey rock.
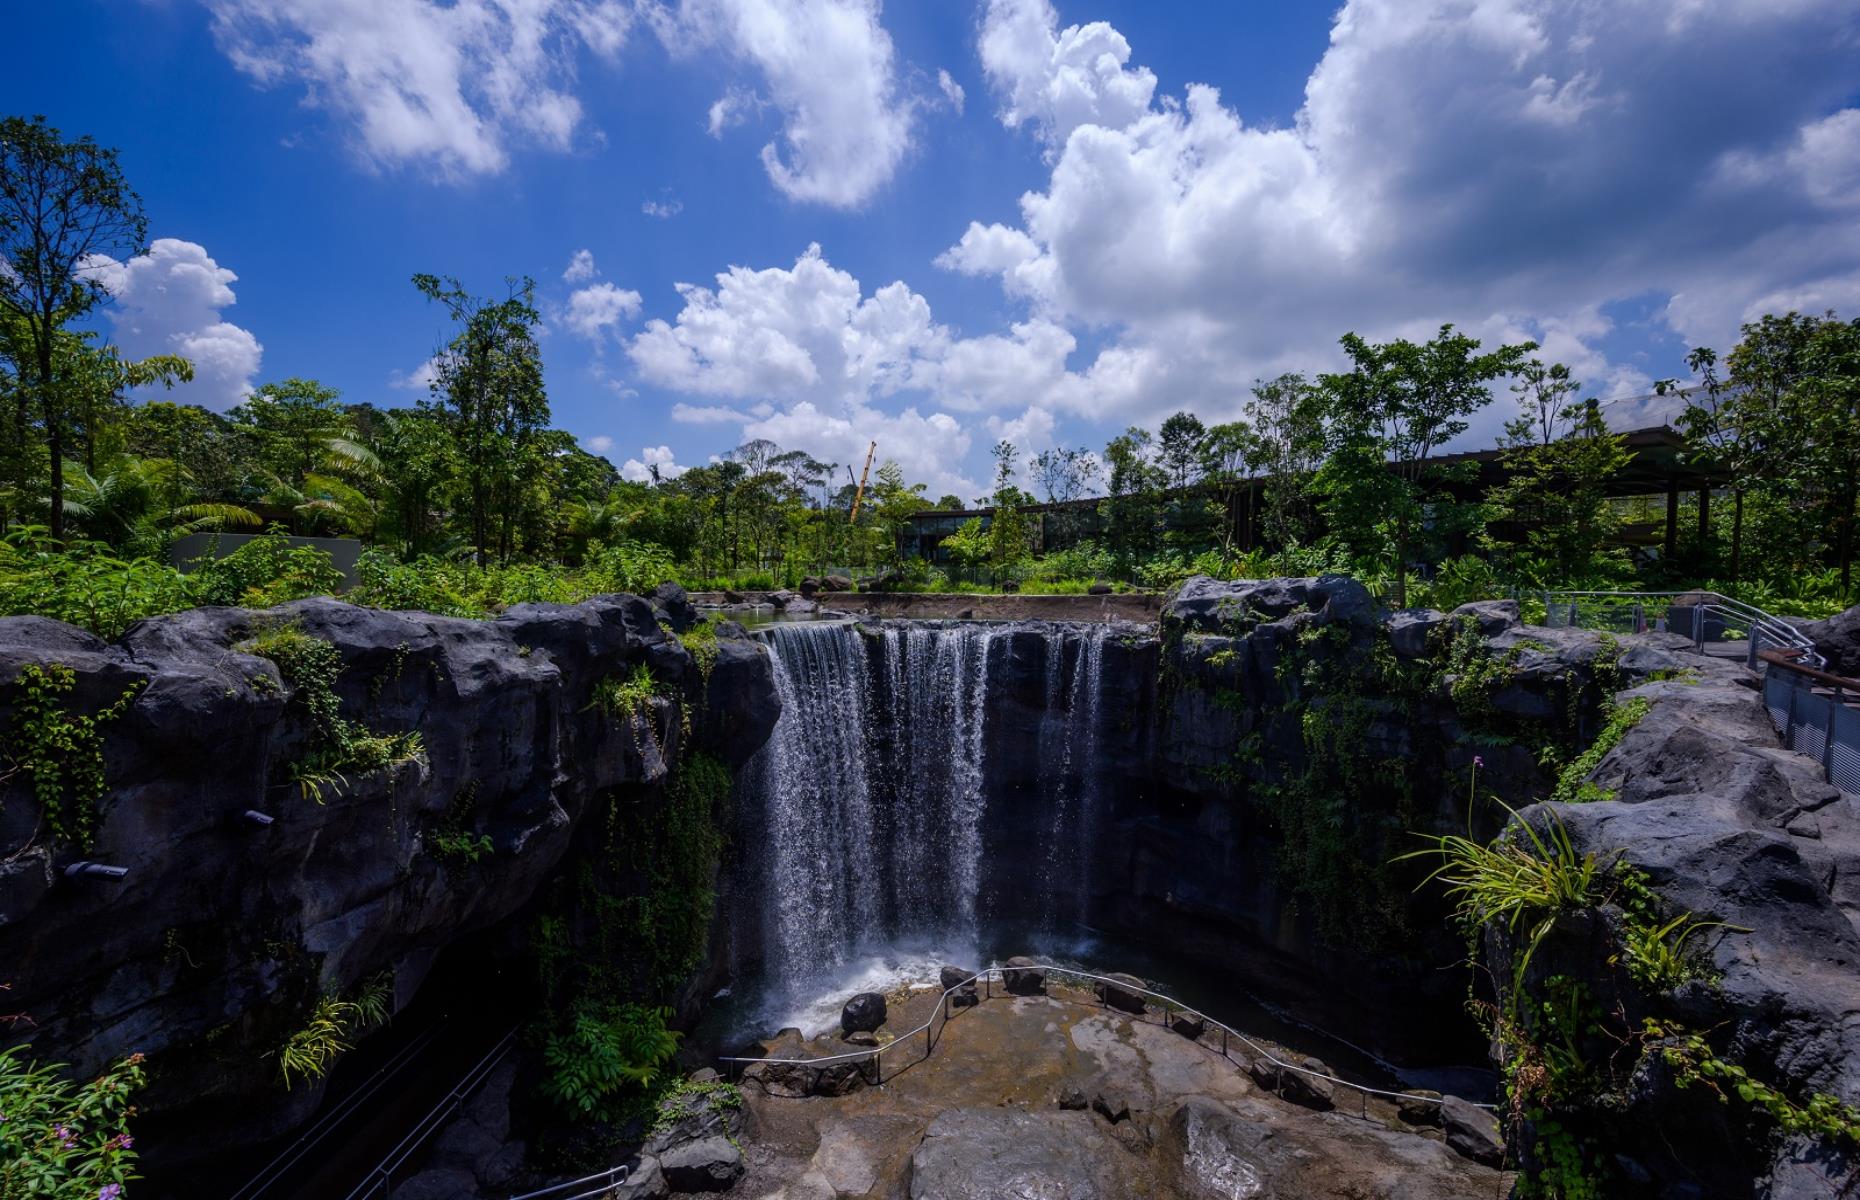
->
[1804,603,1860,678]
[1095,971,1148,1014]
[1001,956,1046,995]
[1441,1096,1505,1167]
[822,574,853,592]
[1388,607,1447,658]
[1169,1012,1206,1040]
[477,1141,526,1190]
[841,991,887,1034]
[611,1154,669,1199]
[940,964,978,990]
[1397,1089,1444,1126]
[391,1167,479,1200]
[0,593,783,1170]
[1088,582,1113,595]
[1448,599,1519,636]
[649,581,696,632]
[1247,1055,1336,1111]
[842,1029,878,1047]
[657,1135,744,1192]
[1057,1082,1089,1110]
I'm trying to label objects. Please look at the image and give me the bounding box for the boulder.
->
[1247,1055,1337,1111]
[658,1136,744,1193]
[841,991,887,1034]
[822,574,853,592]
[1804,603,1860,678]
[1448,599,1519,636]
[799,577,821,597]
[610,1155,669,1200]
[1396,1089,1444,1126]
[1169,1012,1207,1041]
[477,1142,526,1190]
[842,1030,879,1047]
[1057,1082,1089,1110]
[940,964,979,990]
[1441,1096,1505,1167]
[1388,608,1447,658]
[649,581,696,632]
[784,597,820,616]
[1000,580,1020,593]
[768,589,798,608]
[1095,971,1149,1014]
[1088,581,1114,595]
[1001,956,1046,995]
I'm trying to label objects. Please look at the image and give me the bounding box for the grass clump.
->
[247,623,424,801]
[1550,696,1651,804]
[275,973,391,1089]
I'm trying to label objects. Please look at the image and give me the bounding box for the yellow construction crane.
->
[848,440,878,522]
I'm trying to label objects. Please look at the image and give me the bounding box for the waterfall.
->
[745,621,998,1001]
[1039,625,1110,927]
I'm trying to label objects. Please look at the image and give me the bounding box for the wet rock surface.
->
[734,981,1507,1199]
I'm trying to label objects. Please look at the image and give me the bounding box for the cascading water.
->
[738,618,1119,1030]
[1039,625,1109,927]
[743,620,998,1017]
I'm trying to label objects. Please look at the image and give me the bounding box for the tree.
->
[1199,420,1253,558]
[1793,316,1860,592]
[866,460,927,567]
[1100,427,1163,577]
[236,378,347,487]
[986,440,1033,566]
[1316,326,1534,605]
[1156,412,1207,490]
[934,493,965,511]
[413,273,547,565]
[0,116,148,540]
[1244,373,1325,550]
[1491,370,1631,587]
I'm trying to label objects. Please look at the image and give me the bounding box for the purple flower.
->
[1472,755,1485,769]
[100,1186,124,1200]
[55,1122,76,1148]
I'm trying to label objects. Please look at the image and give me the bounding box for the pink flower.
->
[1472,755,1485,769]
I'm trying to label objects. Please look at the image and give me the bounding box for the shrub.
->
[189,530,343,608]
[543,1003,681,1116]
[0,534,195,638]
[0,1044,145,1199]
[274,975,392,1089]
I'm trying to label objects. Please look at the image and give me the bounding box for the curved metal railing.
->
[507,1165,631,1200]
[1540,589,1821,670]
[717,961,1496,1115]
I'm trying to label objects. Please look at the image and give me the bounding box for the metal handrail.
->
[718,962,1496,1114]
[1540,589,1822,669]
[343,1026,519,1200]
[507,1165,631,1200]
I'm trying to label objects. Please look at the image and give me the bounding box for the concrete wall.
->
[687,589,1165,624]
[169,532,365,588]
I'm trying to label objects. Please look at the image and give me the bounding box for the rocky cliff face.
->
[0,591,777,1166]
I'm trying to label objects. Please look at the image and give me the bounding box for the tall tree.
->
[1100,427,1163,577]
[236,378,347,487]
[1243,373,1325,550]
[1316,326,1534,605]
[413,273,546,566]
[0,116,148,539]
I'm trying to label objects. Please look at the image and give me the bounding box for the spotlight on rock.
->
[242,809,275,827]
[63,861,129,881]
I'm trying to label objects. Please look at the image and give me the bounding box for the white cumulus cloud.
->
[565,281,644,340]
[620,444,690,482]
[665,0,915,207]
[563,248,598,282]
[87,238,264,410]
[206,0,634,178]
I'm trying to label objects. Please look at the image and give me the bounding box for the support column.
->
[1697,486,1712,546]
[1665,479,1679,560]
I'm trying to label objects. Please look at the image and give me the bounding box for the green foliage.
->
[1400,805,1603,985]
[190,529,344,607]
[247,624,424,800]
[1,662,143,846]
[1652,1021,1860,1145]
[0,534,196,637]
[589,664,658,725]
[275,974,391,1089]
[652,1075,744,1138]
[542,1002,681,1116]
[0,1044,144,1200]
[1550,696,1650,804]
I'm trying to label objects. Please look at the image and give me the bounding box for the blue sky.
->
[8,0,1859,498]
